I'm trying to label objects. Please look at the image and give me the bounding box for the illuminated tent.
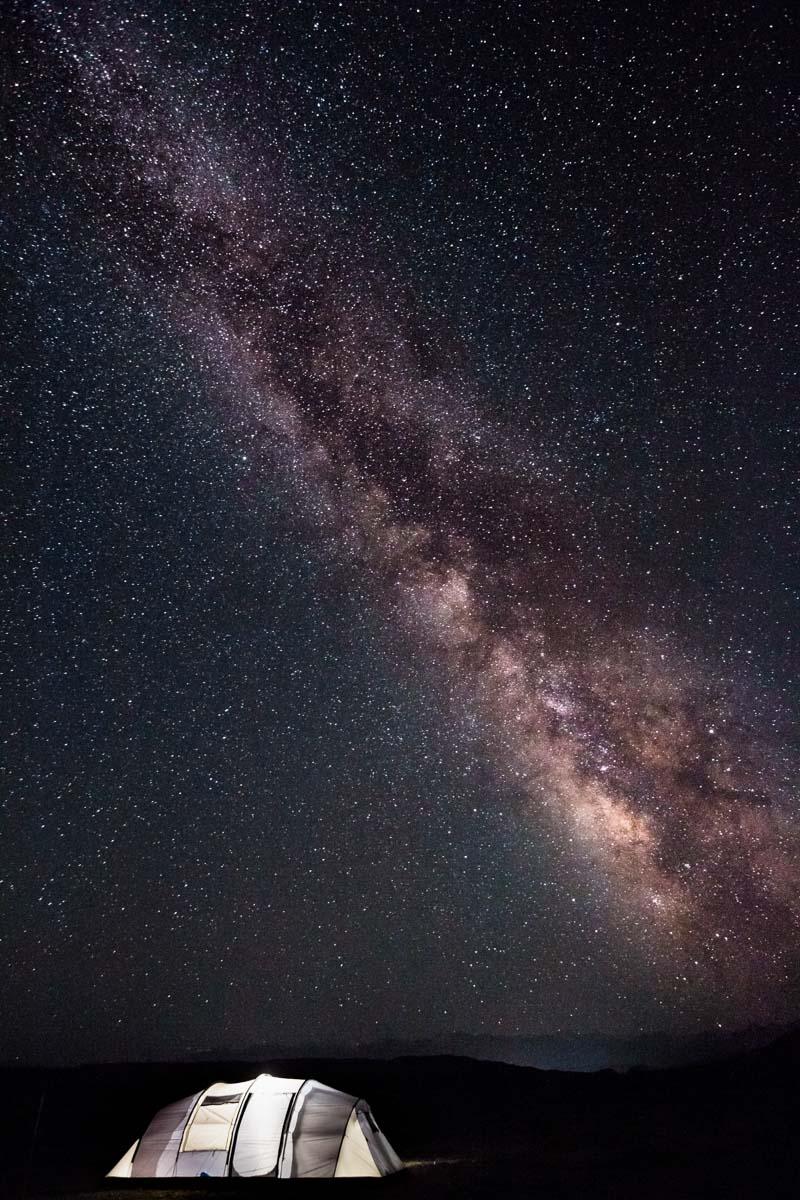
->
[107,1074,403,1179]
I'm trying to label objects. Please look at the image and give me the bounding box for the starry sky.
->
[2,0,798,1065]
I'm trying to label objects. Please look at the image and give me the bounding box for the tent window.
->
[202,1094,242,1106]
[183,1100,241,1152]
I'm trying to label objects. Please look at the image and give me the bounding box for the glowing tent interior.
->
[107,1073,403,1179]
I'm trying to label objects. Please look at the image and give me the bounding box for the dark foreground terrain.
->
[2,1031,798,1199]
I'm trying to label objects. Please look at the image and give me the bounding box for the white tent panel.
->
[232,1079,297,1177]
[179,1082,248,1153]
[335,1109,381,1178]
[182,1104,238,1152]
[107,1139,139,1179]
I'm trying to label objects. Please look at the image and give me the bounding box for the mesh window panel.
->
[183,1100,240,1151]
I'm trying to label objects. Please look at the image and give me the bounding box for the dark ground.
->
[3,1031,799,1198]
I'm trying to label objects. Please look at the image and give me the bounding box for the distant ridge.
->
[190,1021,800,1073]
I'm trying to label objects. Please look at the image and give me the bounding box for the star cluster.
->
[1,0,798,1063]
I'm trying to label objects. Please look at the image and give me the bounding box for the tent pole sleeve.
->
[276,1078,309,1178]
[225,1089,253,1176]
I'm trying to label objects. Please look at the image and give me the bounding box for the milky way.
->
[8,1,798,1050]
[43,8,800,977]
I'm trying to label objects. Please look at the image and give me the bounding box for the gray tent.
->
[107,1073,403,1179]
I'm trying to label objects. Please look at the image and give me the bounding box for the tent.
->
[107,1073,403,1179]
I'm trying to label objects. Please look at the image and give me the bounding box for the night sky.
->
[2,1,798,1065]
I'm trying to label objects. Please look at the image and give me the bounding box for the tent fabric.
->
[230,1078,296,1177]
[282,1080,358,1178]
[119,1091,202,1177]
[107,1139,139,1178]
[335,1109,381,1178]
[107,1073,402,1180]
[356,1105,404,1175]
